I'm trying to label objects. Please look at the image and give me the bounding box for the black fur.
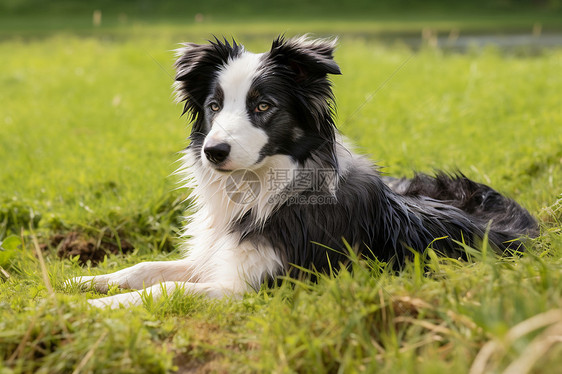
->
[175,37,243,134]
[242,170,538,276]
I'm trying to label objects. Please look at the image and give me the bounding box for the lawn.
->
[1,1,562,373]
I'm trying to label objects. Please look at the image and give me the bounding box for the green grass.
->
[1,16,562,374]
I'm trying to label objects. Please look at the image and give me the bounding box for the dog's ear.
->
[268,36,340,151]
[269,35,341,81]
[174,39,242,118]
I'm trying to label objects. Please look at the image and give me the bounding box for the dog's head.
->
[174,36,341,172]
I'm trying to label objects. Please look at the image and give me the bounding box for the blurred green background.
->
[2,0,562,36]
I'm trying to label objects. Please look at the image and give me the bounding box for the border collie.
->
[70,36,538,308]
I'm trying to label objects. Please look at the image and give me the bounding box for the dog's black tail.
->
[383,172,539,251]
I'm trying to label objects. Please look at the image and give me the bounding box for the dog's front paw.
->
[65,276,95,289]
[88,292,142,309]
[64,275,110,293]
[87,296,119,309]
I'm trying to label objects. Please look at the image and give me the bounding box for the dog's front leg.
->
[87,280,249,309]
[67,259,193,293]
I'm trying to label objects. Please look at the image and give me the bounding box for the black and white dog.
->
[71,36,538,308]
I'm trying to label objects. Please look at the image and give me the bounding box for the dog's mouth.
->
[201,160,230,172]
[213,166,234,173]
[203,157,236,173]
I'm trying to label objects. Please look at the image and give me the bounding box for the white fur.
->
[202,52,268,171]
[69,148,294,308]
[68,137,359,308]
[68,143,301,308]
[67,135,360,308]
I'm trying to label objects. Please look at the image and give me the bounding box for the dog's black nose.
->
[204,142,231,164]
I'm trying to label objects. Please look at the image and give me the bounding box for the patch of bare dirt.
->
[45,231,134,265]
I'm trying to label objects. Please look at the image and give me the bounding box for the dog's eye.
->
[255,103,270,113]
[209,103,221,112]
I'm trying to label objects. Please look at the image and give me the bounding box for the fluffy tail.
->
[383,172,539,249]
